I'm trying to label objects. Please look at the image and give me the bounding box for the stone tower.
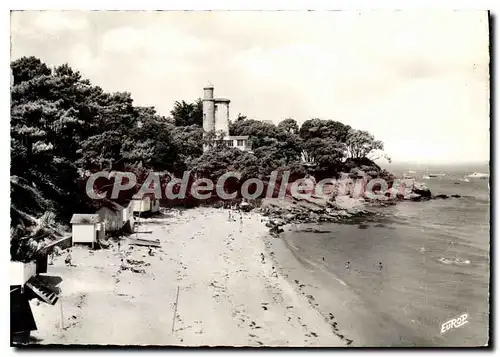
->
[202,83,231,136]
[214,99,230,134]
[201,83,249,152]
[203,83,215,133]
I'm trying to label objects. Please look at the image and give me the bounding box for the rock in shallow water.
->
[434,194,449,199]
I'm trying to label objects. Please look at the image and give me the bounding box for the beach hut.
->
[70,214,101,248]
[96,199,125,232]
[132,194,152,213]
[10,261,37,287]
[151,198,161,213]
[122,200,135,231]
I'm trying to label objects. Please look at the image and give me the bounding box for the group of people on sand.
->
[48,248,76,267]
[227,207,244,232]
[260,253,278,277]
[342,261,383,271]
[227,209,244,221]
[319,258,384,272]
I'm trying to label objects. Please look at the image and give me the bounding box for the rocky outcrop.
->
[412,182,432,198]
[434,194,449,199]
[257,161,464,237]
[258,196,368,237]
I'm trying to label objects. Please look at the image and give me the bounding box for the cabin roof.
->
[98,198,124,212]
[70,214,100,224]
[225,135,249,140]
[132,192,157,200]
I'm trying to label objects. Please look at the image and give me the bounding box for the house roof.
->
[132,192,157,200]
[225,135,249,140]
[70,214,100,224]
[97,198,124,212]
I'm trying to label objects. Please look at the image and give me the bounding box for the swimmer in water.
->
[322,257,325,262]
[345,261,350,269]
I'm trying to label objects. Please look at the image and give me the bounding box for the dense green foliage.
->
[10,57,202,237]
[10,56,390,245]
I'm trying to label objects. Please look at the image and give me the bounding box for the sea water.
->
[271,168,490,346]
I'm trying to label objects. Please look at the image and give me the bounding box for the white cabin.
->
[123,200,135,226]
[10,261,37,286]
[132,195,152,213]
[151,198,160,213]
[70,214,101,247]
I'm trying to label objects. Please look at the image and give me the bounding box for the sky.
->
[10,10,490,164]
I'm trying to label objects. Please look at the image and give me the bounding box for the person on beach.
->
[271,266,278,278]
[345,261,350,270]
[261,253,265,264]
[117,241,121,251]
[378,262,383,271]
[322,257,325,262]
[65,250,73,267]
[120,258,127,271]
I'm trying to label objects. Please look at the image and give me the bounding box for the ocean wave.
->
[436,257,471,266]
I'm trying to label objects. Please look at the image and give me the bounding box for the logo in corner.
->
[441,313,468,334]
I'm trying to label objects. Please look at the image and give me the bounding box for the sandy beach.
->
[29,207,346,346]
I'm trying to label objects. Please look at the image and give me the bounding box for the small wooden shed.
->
[132,194,152,213]
[122,200,135,231]
[151,198,161,213]
[96,199,124,232]
[70,214,101,248]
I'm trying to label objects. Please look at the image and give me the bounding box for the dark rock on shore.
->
[259,196,370,236]
[432,193,462,199]
[412,183,432,198]
[295,228,331,234]
[434,194,449,199]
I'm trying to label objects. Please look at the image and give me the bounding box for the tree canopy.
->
[10,56,390,247]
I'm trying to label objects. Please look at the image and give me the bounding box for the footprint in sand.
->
[305,332,318,338]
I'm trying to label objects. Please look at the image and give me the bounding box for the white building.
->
[202,83,250,152]
[122,200,135,230]
[70,214,101,248]
[131,194,161,214]
[132,194,152,213]
[151,198,160,213]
